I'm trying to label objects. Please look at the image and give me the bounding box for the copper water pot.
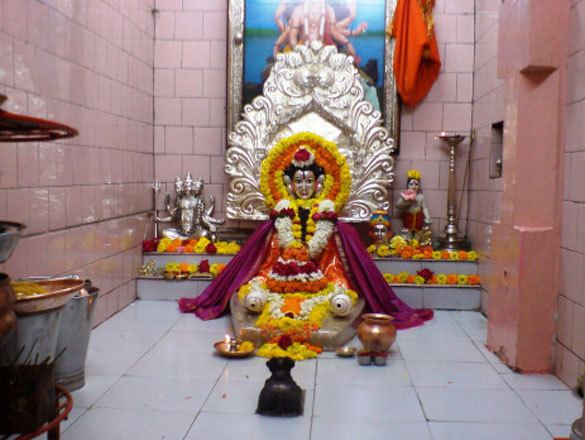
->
[357,313,396,353]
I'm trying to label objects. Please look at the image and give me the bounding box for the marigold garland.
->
[368,241,479,262]
[259,132,352,213]
[151,237,241,255]
[384,271,481,286]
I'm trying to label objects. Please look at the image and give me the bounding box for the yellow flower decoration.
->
[414,275,426,285]
[436,274,447,284]
[407,169,421,180]
[396,272,409,283]
[383,273,395,283]
[467,251,478,261]
[259,132,352,212]
[377,245,391,258]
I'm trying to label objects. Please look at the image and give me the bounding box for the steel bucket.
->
[54,286,98,391]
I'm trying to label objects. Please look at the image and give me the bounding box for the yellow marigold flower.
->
[412,253,424,260]
[367,244,376,254]
[449,252,460,260]
[458,274,468,285]
[156,242,167,252]
[436,274,447,284]
[188,264,198,273]
[239,341,254,351]
[467,251,478,261]
[414,275,426,285]
[432,251,442,260]
[383,273,395,283]
[396,272,409,283]
[410,239,420,248]
[377,245,391,258]
[390,235,407,249]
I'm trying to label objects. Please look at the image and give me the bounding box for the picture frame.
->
[227,0,401,152]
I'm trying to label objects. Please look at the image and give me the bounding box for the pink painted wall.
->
[468,0,504,313]
[556,0,585,389]
[0,0,155,326]
[152,0,476,236]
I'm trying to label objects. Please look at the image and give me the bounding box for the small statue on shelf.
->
[395,169,432,242]
[157,172,225,241]
[368,209,393,247]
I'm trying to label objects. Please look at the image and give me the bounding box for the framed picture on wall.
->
[227,0,401,151]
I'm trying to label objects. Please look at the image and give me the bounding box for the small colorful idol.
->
[369,209,393,245]
[395,169,432,232]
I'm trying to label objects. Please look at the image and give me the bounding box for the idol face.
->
[407,178,420,193]
[291,169,317,200]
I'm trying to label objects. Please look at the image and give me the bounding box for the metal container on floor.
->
[0,307,64,365]
[54,284,99,391]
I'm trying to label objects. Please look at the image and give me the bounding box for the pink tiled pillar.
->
[487,0,570,372]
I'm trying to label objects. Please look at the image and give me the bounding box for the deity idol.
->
[179,133,432,354]
[395,169,432,232]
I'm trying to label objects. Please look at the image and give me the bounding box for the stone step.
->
[391,285,481,310]
[374,258,479,275]
[136,276,481,311]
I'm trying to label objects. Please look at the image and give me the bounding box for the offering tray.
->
[13,279,84,314]
[213,340,255,358]
[0,221,25,264]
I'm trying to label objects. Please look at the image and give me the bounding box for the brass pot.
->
[356,313,396,353]
[0,273,17,340]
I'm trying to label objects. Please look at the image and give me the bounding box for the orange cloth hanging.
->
[390,0,441,108]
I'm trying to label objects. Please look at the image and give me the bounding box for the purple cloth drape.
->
[178,221,273,319]
[336,222,433,329]
[179,221,433,329]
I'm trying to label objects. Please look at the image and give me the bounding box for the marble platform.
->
[229,293,365,351]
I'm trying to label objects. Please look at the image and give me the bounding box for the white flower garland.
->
[274,199,294,248]
[307,199,336,258]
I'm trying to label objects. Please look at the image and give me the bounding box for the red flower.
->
[417,268,434,282]
[142,239,158,252]
[205,242,217,254]
[277,334,293,350]
[199,259,210,273]
[294,148,311,163]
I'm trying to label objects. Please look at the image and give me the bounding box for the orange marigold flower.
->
[446,274,458,285]
[441,251,451,260]
[406,275,416,283]
[179,262,189,273]
[401,250,413,260]
[458,251,468,260]
[468,275,481,285]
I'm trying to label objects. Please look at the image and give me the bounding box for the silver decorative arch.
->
[225,42,395,222]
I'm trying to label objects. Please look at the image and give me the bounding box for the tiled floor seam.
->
[308,359,320,439]
[63,311,183,433]
[181,362,230,439]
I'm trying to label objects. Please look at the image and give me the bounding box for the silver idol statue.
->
[156,172,225,241]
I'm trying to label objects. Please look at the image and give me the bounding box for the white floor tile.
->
[221,356,316,390]
[127,348,227,379]
[311,418,432,440]
[545,423,573,438]
[516,389,583,425]
[203,377,313,416]
[398,338,486,363]
[501,373,569,391]
[154,330,223,353]
[185,411,311,440]
[428,421,553,440]
[417,387,539,423]
[60,407,88,433]
[95,375,217,411]
[98,301,180,331]
[398,312,470,341]
[406,361,507,389]
[313,383,425,421]
[71,374,120,408]
[317,358,412,387]
[89,326,166,352]
[171,314,233,333]
[84,347,144,376]
[62,407,194,440]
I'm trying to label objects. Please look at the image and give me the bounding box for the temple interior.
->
[0,0,584,439]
